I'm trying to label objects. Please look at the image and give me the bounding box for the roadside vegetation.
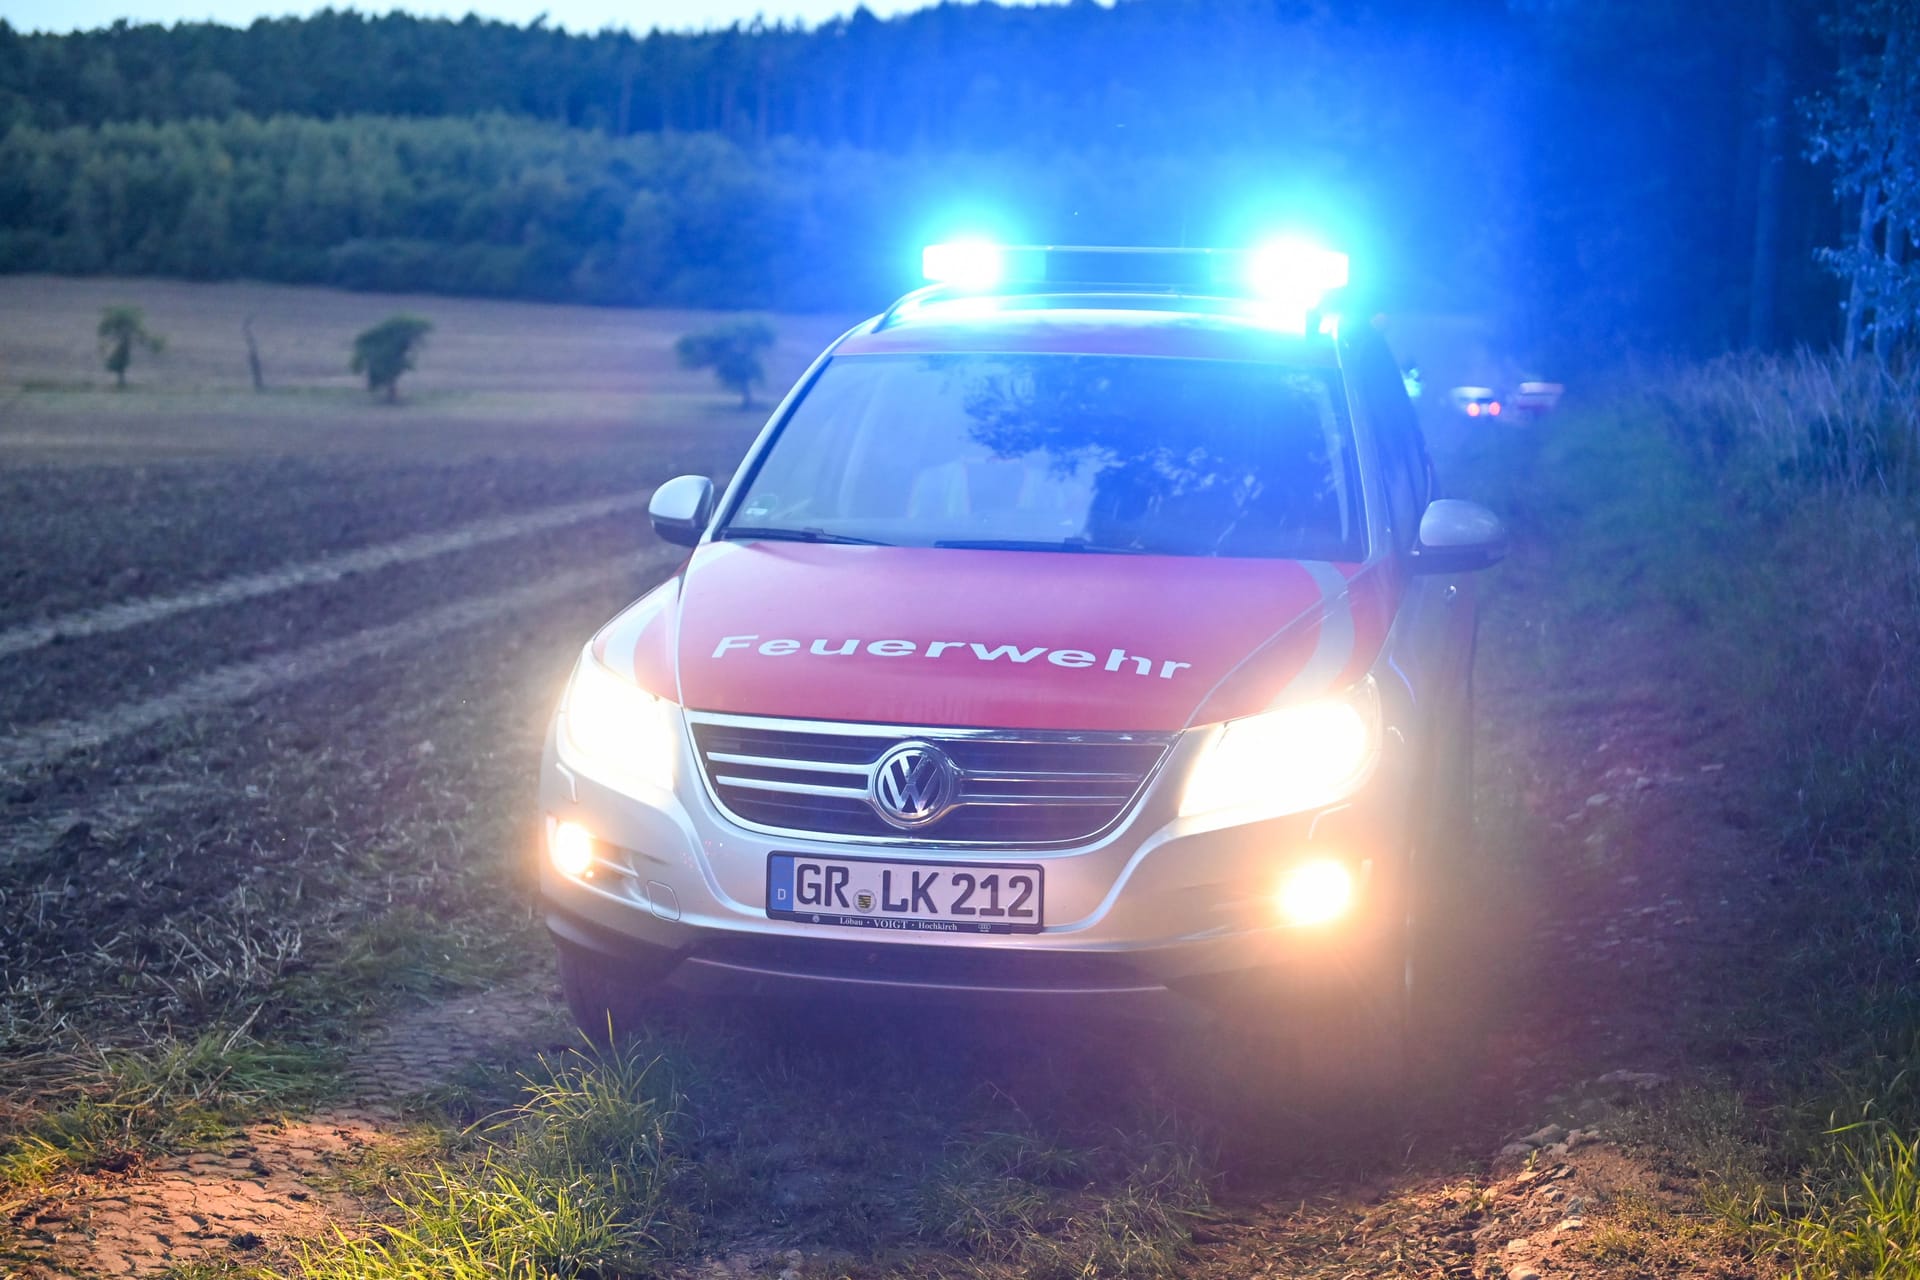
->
[1455,349,1920,1277]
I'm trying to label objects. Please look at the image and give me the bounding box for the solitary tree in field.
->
[350,314,433,403]
[676,319,776,409]
[97,306,164,389]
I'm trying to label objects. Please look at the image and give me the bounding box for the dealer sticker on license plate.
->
[766,853,1044,934]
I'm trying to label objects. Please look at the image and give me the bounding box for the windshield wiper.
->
[931,538,1146,554]
[716,525,893,546]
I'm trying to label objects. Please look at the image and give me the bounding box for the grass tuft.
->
[922,1116,1210,1279]
[0,1030,333,1194]
[1767,1121,1920,1278]
[285,1039,683,1279]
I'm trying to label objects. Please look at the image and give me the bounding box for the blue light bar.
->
[919,240,1349,309]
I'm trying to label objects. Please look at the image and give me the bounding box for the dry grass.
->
[1660,349,1920,497]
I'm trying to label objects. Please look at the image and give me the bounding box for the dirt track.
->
[0,279,1766,1279]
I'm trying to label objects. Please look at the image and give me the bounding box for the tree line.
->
[0,115,890,309]
[0,112,1468,313]
[0,2,1497,152]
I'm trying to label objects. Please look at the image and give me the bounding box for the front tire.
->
[1203,926,1410,1110]
[1284,936,1411,1102]
[554,938,665,1044]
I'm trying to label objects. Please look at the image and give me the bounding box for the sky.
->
[3,0,1057,33]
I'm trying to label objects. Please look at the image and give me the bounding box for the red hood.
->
[594,542,1394,732]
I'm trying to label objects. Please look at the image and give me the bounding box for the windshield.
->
[722,352,1363,560]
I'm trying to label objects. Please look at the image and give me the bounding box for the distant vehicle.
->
[1450,379,1564,422]
[538,240,1506,1079]
[1511,380,1565,419]
[1450,386,1503,419]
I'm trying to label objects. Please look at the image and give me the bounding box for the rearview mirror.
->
[1410,499,1507,575]
[649,475,715,548]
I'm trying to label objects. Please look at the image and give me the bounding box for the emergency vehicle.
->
[540,241,1507,1074]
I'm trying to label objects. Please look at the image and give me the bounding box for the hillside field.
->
[0,275,1801,1280]
[0,274,853,461]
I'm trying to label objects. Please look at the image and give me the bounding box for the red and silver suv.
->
[540,243,1505,1068]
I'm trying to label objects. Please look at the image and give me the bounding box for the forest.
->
[1,0,1915,358]
[0,117,1464,314]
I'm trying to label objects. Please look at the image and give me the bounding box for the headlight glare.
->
[1275,856,1357,927]
[560,651,677,793]
[1180,679,1381,820]
[549,818,596,879]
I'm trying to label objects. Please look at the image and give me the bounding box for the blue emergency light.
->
[1244,237,1349,301]
[920,240,1009,290]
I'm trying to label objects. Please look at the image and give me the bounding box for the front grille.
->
[687,714,1171,847]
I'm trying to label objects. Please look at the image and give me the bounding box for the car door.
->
[1346,330,1475,790]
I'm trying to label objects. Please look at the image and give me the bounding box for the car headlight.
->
[1179,678,1381,820]
[559,648,678,794]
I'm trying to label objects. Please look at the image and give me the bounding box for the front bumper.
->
[538,712,1413,1006]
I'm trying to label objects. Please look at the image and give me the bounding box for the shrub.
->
[96,305,163,389]
[350,314,433,403]
[675,319,776,410]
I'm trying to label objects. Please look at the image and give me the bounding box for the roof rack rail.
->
[876,279,1234,330]
[874,241,1350,330]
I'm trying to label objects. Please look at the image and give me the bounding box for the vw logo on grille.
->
[870,741,957,828]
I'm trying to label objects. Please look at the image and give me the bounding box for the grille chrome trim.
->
[957,794,1119,806]
[711,775,870,798]
[963,768,1141,783]
[685,710,1174,848]
[707,752,869,775]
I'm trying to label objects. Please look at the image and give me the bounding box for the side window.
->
[1349,333,1429,548]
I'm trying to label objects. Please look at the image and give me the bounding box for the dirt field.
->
[0,277,1765,1280]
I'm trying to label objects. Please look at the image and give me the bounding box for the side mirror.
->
[1409,499,1507,574]
[648,475,715,548]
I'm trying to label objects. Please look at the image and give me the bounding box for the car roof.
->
[835,298,1342,367]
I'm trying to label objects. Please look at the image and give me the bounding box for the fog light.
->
[1276,857,1354,928]
[550,819,595,879]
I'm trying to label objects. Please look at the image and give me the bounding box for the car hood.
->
[594,541,1394,733]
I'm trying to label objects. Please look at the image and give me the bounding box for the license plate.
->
[766,853,1044,934]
